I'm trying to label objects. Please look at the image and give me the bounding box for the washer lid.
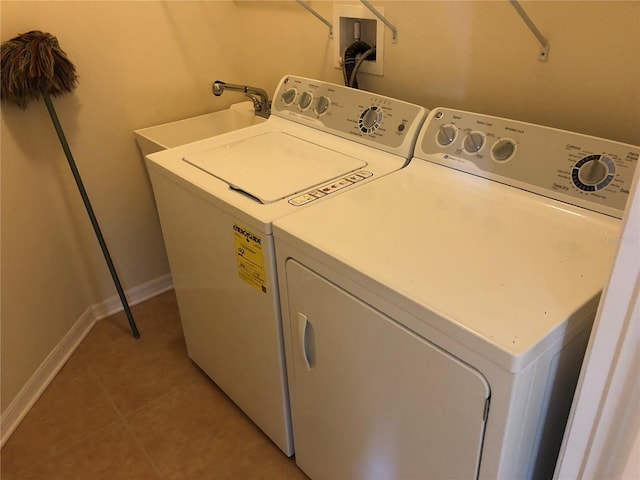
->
[183,131,367,204]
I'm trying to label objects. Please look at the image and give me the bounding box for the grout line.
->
[116,374,225,480]
[119,417,165,479]
[80,316,168,478]
[110,371,210,478]
[81,293,197,479]
[1,417,128,480]
[1,275,173,449]
[84,359,126,419]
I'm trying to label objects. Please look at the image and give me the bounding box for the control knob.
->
[298,91,313,111]
[281,88,297,106]
[437,125,457,146]
[463,131,485,154]
[492,139,516,162]
[359,106,382,134]
[315,96,330,116]
[572,154,615,191]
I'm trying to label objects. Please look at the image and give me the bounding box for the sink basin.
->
[135,101,266,156]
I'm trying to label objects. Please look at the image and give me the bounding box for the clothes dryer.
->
[273,108,638,478]
[145,76,427,455]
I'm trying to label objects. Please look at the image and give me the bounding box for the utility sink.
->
[134,101,266,156]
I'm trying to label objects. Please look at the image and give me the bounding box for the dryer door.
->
[285,260,490,480]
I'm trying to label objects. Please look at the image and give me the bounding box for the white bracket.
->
[297,0,333,39]
[510,0,549,62]
[361,0,397,43]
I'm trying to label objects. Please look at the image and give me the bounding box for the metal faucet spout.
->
[212,80,271,118]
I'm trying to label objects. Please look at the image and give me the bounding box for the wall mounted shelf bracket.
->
[510,0,549,62]
[361,0,397,43]
[297,0,333,38]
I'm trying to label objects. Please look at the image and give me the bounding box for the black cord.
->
[342,41,376,89]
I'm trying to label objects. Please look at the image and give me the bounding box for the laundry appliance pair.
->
[146,75,638,479]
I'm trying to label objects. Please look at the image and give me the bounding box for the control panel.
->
[417,108,638,218]
[289,170,373,206]
[272,76,427,157]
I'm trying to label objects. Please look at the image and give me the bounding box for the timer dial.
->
[437,125,458,146]
[463,131,485,154]
[572,154,616,191]
[359,106,382,134]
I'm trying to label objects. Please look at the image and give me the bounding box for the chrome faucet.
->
[212,81,271,118]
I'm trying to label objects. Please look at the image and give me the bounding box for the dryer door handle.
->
[297,312,314,371]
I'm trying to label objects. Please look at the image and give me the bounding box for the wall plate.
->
[334,5,384,77]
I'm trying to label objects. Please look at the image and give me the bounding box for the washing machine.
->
[144,75,427,455]
[273,107,638,479]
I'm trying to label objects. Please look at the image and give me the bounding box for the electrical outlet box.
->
[334,5,384,77]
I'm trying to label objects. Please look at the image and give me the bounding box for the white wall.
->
[1,106,95,410]
[0,0,333,412]
[1,0,638,435]
[354,1,640,146]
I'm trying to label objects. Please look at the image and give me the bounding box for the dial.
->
[463,131,485,154]
[492,139,516,162]
[572,154,616,191]
[298,91,313,111]
[580,159,608,184]
[359,106,382,134]
[437,125,457,146]
[281,88,297,106]
[315,96,330,116]
[361,107,381,128]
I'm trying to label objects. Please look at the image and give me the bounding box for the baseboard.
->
[0,274,174,447]
[0,307,96,448]
[91,273,173,320]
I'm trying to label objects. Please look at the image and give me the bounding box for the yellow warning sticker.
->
[233,224,267,293]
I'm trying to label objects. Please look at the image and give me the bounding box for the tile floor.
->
[1,290,308,480]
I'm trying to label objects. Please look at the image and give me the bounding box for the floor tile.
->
[124,377,307,480]
[1,290,306,479]
[80,290,183,350]
[75,291,201,416]
[91,330,202,414]
[3,420,161,480]
[1,368,120,477]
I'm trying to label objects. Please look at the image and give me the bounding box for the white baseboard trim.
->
[91,273,173,320]
[0,307,96,448]
[0,274,174,447]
